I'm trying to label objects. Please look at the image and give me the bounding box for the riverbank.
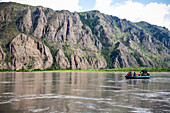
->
[0,67,169,72]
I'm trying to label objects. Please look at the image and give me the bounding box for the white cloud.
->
[93,0,112,11]
[93,0,170,30]
[1,0,82,12]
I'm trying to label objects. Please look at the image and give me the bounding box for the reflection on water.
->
[0,72,169,112]
[126,79,150,85]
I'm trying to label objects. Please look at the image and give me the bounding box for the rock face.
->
[136,21,170,49]
[17,8,32,34]
[139,57,157,67]
[88,57,107,69]
[0,2,169,70]
[71,51,89,70]
[33,7,47,39]
[55,49,107,69]
[55,49,70,69]
[0,46,8,69]
[79,11,170,68]
[10,33,53,70]
[111,42,139,68]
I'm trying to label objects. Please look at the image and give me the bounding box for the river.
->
[0,72,169,113]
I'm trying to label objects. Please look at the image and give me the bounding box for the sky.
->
[0,0,170,30]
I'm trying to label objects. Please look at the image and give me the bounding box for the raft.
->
[125,74,152,79]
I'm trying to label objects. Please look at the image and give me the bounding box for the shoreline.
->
[0,67,169,73]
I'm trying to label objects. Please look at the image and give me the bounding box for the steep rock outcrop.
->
[17,8,32,34]
[139,57,158,67]
[71,51,89,70]
[0,46,8,69]
[111,42,139,68]
[33,7,47,39]
[88,56,107,69]
[0,10,5,22]
[10,33,53,70]
[136,21,170,49]
[55,49,70,69]
[45,11,102,51]
[80,11,170,68]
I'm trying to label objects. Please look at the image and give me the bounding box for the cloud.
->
[1,0,82,12]
[93,0,170,30]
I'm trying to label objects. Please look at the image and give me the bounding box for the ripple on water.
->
[29,107,49,112]
[86,103,96,110]
[0,98,20,104]
[106,80,116,83]
[97,100,151,112]
[72,89,91,92]
[152,78,170,83]
[2,92,14,95]
[106,80,125,83]
[0,81,13,84]
[97,85,121,89]
[133,92,170,98]
[132,92,170,104]
[5,94,112,102]
[131,108,151,113]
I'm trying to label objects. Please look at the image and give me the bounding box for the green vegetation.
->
[24,67,170,72]
[0,67,169,72]
[79,12,100,36]
[102,47,113,68]
[27,56,36,69]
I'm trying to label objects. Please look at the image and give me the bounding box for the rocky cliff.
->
[55,49,70,69]
[9,33,53,70]
[0,2,169,70]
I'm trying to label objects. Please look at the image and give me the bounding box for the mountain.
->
[0,2,169,70]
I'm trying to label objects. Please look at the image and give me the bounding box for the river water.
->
[0,72,169,113]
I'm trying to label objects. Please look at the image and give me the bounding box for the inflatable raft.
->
[125,74,152,79]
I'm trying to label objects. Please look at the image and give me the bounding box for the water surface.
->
[0,72,169,112]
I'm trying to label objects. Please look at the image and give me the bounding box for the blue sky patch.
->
[79,0,95,11]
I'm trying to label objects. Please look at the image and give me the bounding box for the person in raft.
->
[133,72,136,76]
[127,72,133,76]
[140,69,149,76]
[142,69,147,76]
